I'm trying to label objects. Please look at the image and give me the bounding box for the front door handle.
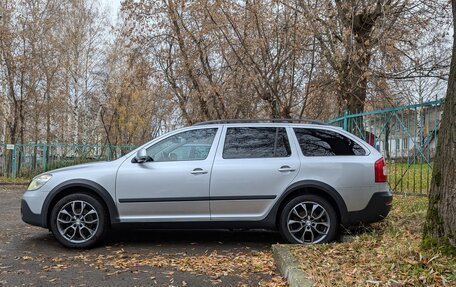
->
[278,165,296,172]
[191,168,208,175]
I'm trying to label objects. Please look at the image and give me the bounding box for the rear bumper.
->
[21,199,45,228]
[343,191,393,226]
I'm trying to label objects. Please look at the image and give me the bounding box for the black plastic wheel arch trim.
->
[267,180,392,227]
[270,180,349,224]
[41,179,120,228]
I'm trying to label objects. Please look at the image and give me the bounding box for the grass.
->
[387,163,432,194]
[291,195,455,286]
[0,176,30,184]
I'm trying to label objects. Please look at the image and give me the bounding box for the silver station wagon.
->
[22,119,392,248]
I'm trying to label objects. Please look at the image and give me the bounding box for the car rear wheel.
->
[50,193,108,248]
[279,195,338,244]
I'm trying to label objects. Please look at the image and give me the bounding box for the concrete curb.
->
[272,244,314,287]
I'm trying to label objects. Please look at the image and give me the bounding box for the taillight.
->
[375,158,387,182]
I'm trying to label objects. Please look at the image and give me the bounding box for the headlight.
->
[27,174,52,191]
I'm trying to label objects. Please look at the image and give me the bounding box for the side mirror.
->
[132,148,153,163]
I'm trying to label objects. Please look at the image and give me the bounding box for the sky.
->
[101,0,121,23]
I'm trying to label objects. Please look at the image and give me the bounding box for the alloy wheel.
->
[286,201,330,244]
[56,200,99,244]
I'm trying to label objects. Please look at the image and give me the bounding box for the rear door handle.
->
[191,168,208,175]
[278,165,296,172]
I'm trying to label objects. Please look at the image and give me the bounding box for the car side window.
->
[293,128,366,156]
[223,127,291,159]
[146,128,217,162]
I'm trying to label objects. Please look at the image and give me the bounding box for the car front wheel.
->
[279,195,338,244]
[50,193,108,248]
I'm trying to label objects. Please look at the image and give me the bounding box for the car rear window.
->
[223,127,291,159]
[293,128,366,156]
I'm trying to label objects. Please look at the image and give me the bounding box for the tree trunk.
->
[339,52,370,116]
[337,13,375,134]
[423,0,456,250]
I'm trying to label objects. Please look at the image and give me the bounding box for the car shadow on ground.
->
[24,228,283,251]
[25,226,380,250]
[105,228,284,247]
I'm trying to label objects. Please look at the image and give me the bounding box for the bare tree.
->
[0,0,452,152]
[298,0,451,115]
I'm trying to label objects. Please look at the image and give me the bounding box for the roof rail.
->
[193,118,327,126]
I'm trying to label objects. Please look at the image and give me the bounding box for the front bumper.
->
[21,199,45,227]
[21,188,50,228]
[344,191,393,226]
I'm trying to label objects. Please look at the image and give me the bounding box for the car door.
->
[116,127,221,222]
[209,125,301,221]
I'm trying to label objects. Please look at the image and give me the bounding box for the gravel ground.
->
[0,185,285,287]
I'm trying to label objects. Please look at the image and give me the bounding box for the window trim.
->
[221,126,292,160]
[292,127,369,157]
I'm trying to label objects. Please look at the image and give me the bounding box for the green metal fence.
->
[328,99,444,195]
[0,143,138,178]
[0,100,444,194]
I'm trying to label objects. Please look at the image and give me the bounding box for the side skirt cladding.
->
[111,181,348,230]
[41,179,347,230]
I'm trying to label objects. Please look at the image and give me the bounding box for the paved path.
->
[0,186,285,287]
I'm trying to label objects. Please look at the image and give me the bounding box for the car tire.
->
[279,194,338,244]
[49,193,108,249]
